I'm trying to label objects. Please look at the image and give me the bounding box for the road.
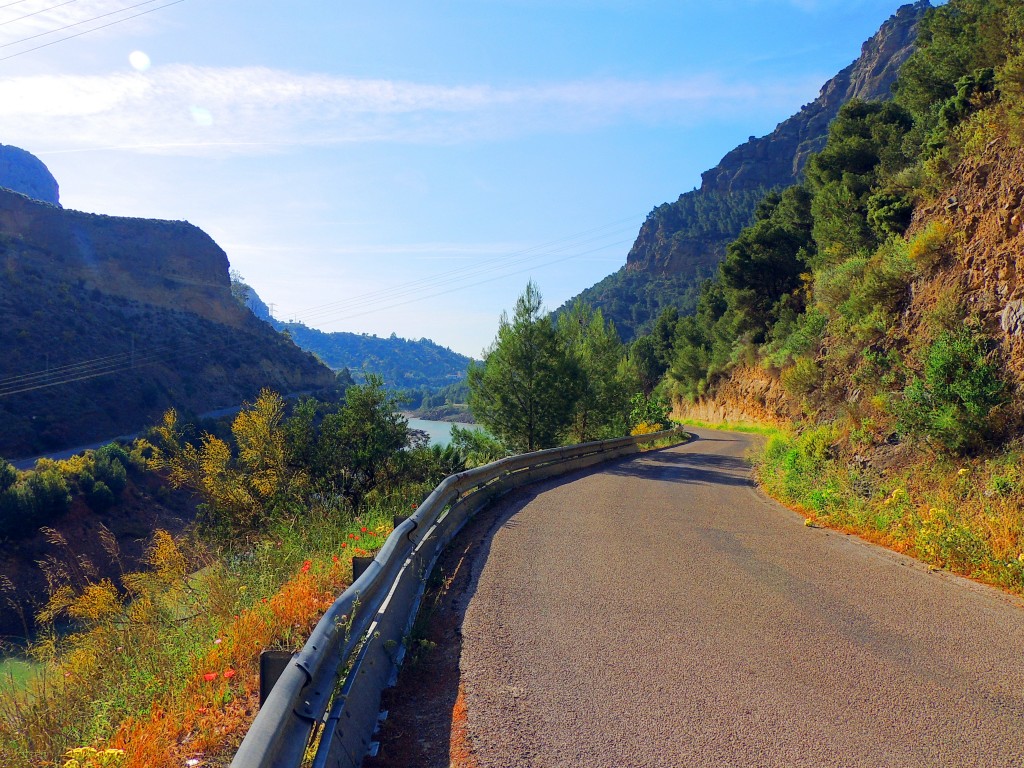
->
[456,429,1024,768]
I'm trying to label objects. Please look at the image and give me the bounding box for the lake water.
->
[407,418,479,447]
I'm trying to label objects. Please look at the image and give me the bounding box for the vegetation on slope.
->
[0,379,482,767]
[640,0,1024,594]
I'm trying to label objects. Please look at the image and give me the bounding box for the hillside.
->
[237,280,471,390]
[559,1,928,340]
[659,0,1024,597]
[0,184,338,458]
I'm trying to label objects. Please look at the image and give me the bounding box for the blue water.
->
[407,418,479,446]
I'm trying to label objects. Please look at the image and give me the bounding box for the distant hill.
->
[237,281,471,390]
[558,1,929,341]
[0,186,338,458]
[0,144,60,206]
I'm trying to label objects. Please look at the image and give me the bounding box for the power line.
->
[0,0,79,27]
[0,1,35,10]
[281,238,633,330]
[0,0,184,59]
[282,216,644,327]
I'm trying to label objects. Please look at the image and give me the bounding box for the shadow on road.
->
[600,445,754,488]
[363,440,753,766]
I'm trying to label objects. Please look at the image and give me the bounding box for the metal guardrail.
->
[230,427,688,768]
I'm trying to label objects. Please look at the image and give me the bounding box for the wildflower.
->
[332,555,339,562]
[341,543,347,548]
[223,669,237,679]
[300,560,312,573]
[186,760,201,767]
[361,527,367,533]
[958,468,969,476]
[203,672,217,682]
[412,503,418,510]
[354,536,360,541]
[239,585,247,593]
[214,638,222,645]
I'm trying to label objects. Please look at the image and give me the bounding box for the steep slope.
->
[560,1,928,340]
[0,188,337,458]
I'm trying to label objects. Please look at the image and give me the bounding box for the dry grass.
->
[0,514,396,768]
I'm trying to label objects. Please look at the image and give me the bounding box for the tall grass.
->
[757,427,1024,593]
[0,503,402,768]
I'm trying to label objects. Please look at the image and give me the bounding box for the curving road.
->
[458,429,1024,768]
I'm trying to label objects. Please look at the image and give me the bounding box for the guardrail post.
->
[352,556,374,581]
[259,650,294,706]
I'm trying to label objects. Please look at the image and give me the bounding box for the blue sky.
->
[1,0,920,357]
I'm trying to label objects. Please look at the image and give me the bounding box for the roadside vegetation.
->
[0,343,671,767]
[626,0,1024,596]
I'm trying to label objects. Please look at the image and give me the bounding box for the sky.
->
[0,0,924,357]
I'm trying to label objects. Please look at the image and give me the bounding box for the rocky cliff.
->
[700,0,929,194]
[560,1,928,341]
[0,145,60,206]
[0,188,338,457]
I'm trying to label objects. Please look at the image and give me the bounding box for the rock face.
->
[701,0,929,195]
[561,2,929,341]
[899,134,1024,383]
[0,189,338,457]
[0,144,60,206]
[671,366,798,428]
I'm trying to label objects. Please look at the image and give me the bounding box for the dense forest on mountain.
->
[238,280,471,392]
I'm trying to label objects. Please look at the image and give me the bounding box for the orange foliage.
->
[110,558,349,767]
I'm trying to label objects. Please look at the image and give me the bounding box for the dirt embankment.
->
[672,365,797,428]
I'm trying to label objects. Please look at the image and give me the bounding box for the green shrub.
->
[780,357,822,398]
[907,219,952,270]
[895,326,1008,454]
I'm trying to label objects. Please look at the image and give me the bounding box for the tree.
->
[311,375,409,508]
[468,282,578,452]
[558,301,633,442]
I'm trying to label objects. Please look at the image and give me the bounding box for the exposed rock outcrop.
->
[0,144,60,206]
[561,2,929,341]
[701,1,929,194]
[900,135,1024,382]
[672,366,798,428]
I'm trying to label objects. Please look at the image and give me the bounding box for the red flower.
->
[223,669,237,680]
[360,527,367,533]
[300,560,311,573]
[354,535,360,541]
[332,555,339,562]
[348,533,355,539]
[341,543,347,548]
[411,504,418,510]
[203,672,217,682]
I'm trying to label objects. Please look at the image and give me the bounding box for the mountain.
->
[0,145,60,206]
[559,0,929,341]
[0,186,338,458]
[237,282,471,390]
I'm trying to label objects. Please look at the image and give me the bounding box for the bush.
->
[907,219,952,270]
[780,357,822,398]
[895,326,1008,454]
[0,468,72,539]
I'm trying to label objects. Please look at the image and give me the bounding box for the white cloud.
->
[0,64,823,156]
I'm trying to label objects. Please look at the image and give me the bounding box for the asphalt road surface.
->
[458,429,1024,768]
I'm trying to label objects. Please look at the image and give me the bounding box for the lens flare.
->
[128,50,151,71]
